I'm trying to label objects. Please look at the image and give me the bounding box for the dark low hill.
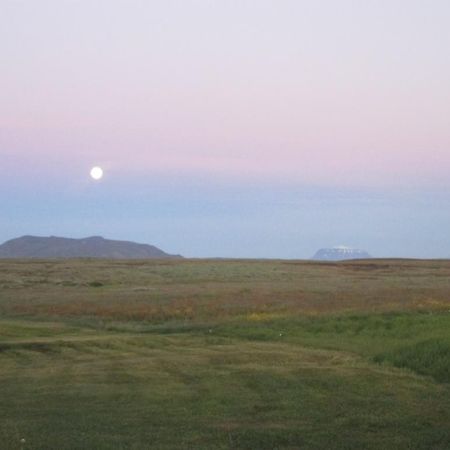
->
[0,236,181,259]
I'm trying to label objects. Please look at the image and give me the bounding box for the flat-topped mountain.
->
[0,236,181,259]
[312,246,371,261]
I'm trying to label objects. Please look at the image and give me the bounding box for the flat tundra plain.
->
[0,259,449,449]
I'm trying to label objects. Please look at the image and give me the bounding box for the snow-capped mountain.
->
[312,246,371,261]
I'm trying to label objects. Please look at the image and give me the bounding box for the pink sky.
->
[1,0,450,187]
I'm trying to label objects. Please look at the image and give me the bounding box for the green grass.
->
[0,259,449,449]
[375,338,450,383]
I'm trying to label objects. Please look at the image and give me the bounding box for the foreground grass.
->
[0,259,449,449]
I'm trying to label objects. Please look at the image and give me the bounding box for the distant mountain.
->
[312,246,371,261]
[0,236,182,259]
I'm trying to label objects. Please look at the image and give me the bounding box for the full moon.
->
[90,166,104,180]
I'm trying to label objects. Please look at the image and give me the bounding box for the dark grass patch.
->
[229,428,305,450]
[0,341,56,354]
[374,338,450,383]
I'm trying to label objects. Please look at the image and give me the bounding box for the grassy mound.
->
[375,338,450,383]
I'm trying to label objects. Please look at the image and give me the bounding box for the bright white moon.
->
[90,166,104,180]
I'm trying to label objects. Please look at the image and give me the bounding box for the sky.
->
[1,0,450,258]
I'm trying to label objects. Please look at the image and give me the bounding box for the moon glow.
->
[90,166,104,180]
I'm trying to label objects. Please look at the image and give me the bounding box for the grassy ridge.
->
[0,259,449,449]
[375,338,450,383]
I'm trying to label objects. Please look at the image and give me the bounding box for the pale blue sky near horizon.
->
[3,174,450,258]
[1,1,450,258]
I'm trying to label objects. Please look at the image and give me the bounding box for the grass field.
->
[0,259,449,449]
